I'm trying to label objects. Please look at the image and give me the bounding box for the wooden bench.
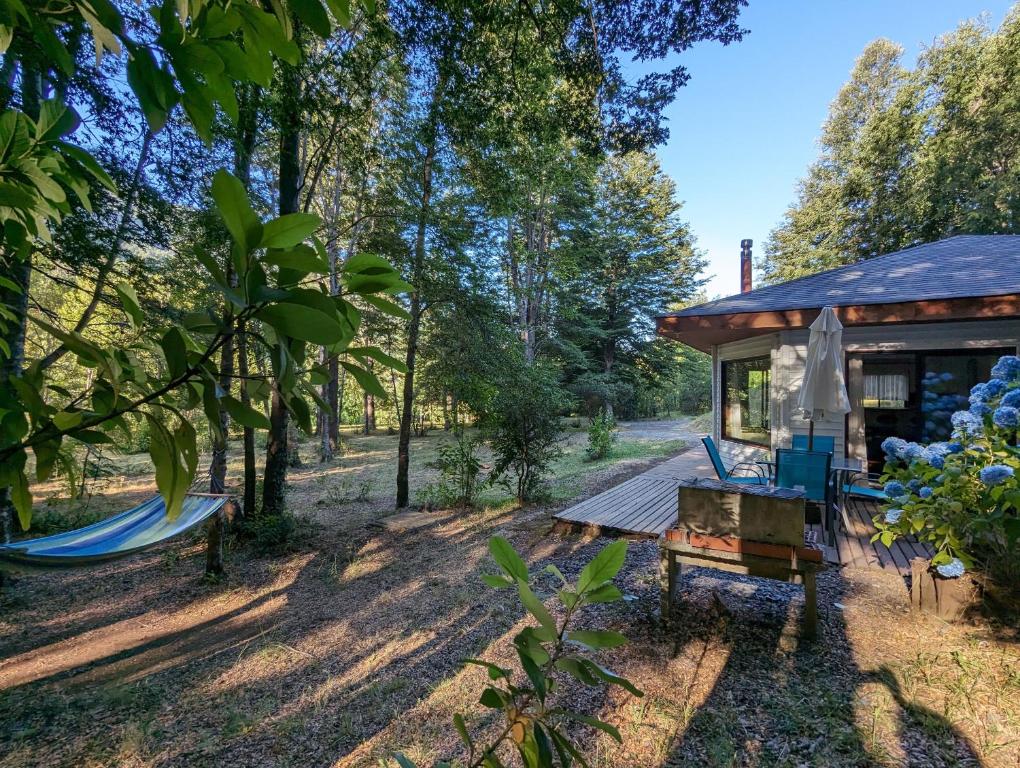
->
[659,478,822,639]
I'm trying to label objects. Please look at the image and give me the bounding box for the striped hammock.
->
[0,493,229,571]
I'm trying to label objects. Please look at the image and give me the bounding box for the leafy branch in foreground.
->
[394,537,641,768]
[0,169,409,528]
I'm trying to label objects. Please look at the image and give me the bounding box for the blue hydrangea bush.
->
[874,355,1020,588]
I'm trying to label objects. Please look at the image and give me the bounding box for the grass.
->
[4,418,1020,768]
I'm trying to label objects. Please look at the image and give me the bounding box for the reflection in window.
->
[863,373,909,409]
[722,356,771,446]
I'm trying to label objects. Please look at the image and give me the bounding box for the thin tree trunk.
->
[396,79,443,508]
[262,38,302,517]
[237,318,257,517]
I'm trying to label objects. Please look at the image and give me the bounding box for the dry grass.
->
[1,423,1018,768]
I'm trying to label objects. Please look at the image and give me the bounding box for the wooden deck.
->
[553,445,932,578]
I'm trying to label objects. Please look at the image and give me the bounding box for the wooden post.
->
[659,545,672,627]
[802,568,817,640]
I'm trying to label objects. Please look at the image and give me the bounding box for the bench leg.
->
[802,569,818,640]
[659,549,676,627]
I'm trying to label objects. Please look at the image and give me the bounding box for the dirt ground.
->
[1,422,1018,768]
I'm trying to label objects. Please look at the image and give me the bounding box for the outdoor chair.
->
[775,448,835,543]
[791,434,835,454]
[702,436,767,485]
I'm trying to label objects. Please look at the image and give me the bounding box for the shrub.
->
[585,409,616,461]
[394,537,641,768]
[484,363,569,503]
[874,355,1020,589]
[238,512,298,553]
[420,431,483,509]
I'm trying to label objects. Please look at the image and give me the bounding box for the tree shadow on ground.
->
[0,500,561,768]
[654,566,984,767]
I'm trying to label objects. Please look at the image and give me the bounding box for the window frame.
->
[721,353,772,448]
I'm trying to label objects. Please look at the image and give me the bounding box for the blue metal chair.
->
[775,449,832,503]
[791,434,835,454]
[775,448,835,544]
[701,437,767,485]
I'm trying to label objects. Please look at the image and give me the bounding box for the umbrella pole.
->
[808,419,815,451]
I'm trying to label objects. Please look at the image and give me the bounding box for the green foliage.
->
[239,512,298,553]
[420,431,483,510]
[874,362,1020,589]
[0,169,407,527]
[764,11,1020,281]
[585,410,616,461]
[484,363,569,504]
[394,536,641,768]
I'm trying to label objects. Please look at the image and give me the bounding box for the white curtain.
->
[864,373,908,403]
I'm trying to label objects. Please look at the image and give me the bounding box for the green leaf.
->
[114,282,143,327]
[360,293,410,320]
[518,646,547,701]
[221,394,271,429]
[146,413,194,519]
[517,580,557,635]
[481,573,514,589]
[160,327,188,378]
[340,361,386,398]
[211,169,262,252]
[478,687,505,709]
[257,304,344,345]
[453,714,472,750]
[262,243,328,273]
[577,540,627,594]
[10,466,32,530]
[288,0,332,37]
[488,536,528,581]
[566,630,627,650]
[583,583,623,604]
[391,755,417,768]
[582,660,643,696]
[347,346,407,373]
[562,713,622,743]
[260,212,320,248]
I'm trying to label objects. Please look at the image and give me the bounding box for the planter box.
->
[910,558,983,622]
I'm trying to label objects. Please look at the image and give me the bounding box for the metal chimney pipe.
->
[740,239,753,293]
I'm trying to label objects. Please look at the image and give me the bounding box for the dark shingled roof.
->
[662,235,1020,318]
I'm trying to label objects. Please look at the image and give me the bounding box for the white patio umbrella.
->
[797,306,851,449]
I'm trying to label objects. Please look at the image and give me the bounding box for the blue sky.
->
[655,0,1016,299]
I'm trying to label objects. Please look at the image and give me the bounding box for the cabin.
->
[657,235,1020,474]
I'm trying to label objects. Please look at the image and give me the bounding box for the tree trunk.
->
[262,40,302,517]
[232,82,260,521]
[396,79,443,508]
[237,318,257,518]
[363,392,376,433]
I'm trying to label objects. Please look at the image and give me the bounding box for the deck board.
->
[553,443,934,578]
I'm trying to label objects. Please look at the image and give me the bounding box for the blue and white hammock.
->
[0,493,229,572]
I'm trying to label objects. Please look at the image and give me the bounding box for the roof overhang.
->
[657,293,1020,353]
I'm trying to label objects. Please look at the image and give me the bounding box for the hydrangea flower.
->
[979,465,1014,486]
[970,383,988,403]
[970,402,992,418]
[881,436,907,458]
[993,406,1020,429]
[936,558,966,579]
[984,379,1007,398]
[929,454,945,469]
[991,355,1020,382]
[919,486,933,499]
[884,480,906,498]
[1001,389,1020,409]
[884,509,903,524]
[951,411,983,436]
[947,442,964,454]
[907,479,922,492]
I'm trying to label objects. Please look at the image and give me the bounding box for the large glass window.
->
[722,355,771,446]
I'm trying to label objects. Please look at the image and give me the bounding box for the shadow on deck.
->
[552,445,931,578]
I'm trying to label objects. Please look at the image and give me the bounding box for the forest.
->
[0,0,731,538]
[763,9,1020,282]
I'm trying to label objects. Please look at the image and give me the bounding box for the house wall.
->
[712,319,1020,463]
[711,334,778,467]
